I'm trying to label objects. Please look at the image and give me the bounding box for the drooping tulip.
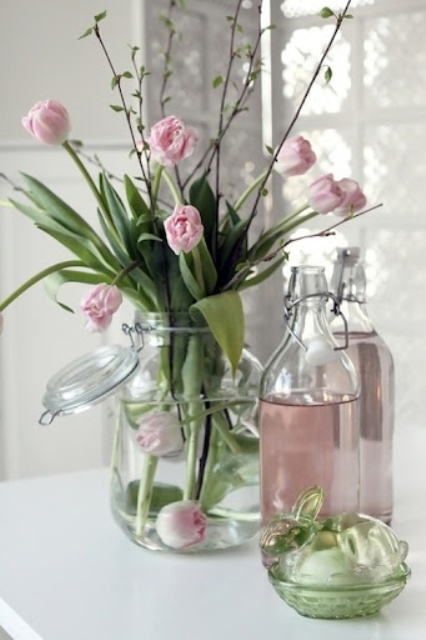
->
[80,284,122,333]
[156,500,207,549]
[134,412,184,457]
[22,100,71,145]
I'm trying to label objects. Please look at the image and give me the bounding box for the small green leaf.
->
[94,10,107,22]
[190,291,245,376]
[319,7,335,19]
[213,75,224,89]
[111,75,120,89]
[78,27,93,40]
[261,188,269,197]
[324,66,333,85]
[160,15,175,31]
[109,104,124,112]
[265,144,274,155]
[122,71,133,79]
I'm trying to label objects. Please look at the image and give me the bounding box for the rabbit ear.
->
[291,486,325,521]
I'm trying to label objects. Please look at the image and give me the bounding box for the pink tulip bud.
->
[164,203,204,255]
[134,412,184,457]
[22,100,71,146]
[156,500,207,549]
[333,178,367,217]
[307,173,345,214]
[80,284,122,333]
[147,115,198,167]
[275,135,317,177]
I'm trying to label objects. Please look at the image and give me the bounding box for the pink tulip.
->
[334,178,367,217]
[156,500,207,549]
[22,100,71,145]
[134,412,184,457]
[80,284,122,333]
[276,135,317,177]
[164,203,204,255]
[307,173,345,214]
[147,115,198,166]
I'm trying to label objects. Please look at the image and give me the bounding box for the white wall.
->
[0,0,142,479]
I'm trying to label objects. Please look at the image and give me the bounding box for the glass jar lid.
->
[39,345,139,425]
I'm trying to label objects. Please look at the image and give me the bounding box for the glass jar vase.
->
[109,314,263,552]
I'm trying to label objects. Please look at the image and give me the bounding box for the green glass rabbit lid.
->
[261,486,409,584]
[261,487,410,619]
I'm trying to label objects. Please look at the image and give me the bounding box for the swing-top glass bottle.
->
[259,265,360,529]
[329,247,394,524]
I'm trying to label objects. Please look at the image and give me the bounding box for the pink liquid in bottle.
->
[260,392,359,527]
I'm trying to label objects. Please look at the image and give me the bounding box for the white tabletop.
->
[0,425,425,640]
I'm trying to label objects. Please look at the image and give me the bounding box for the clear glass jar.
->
[110,314,263,552]
[259,266,360,531]
[330,247,394,523]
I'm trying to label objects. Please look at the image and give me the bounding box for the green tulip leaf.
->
[44,268,106,312]
[179,252,204,300]
[190,291,244,375]
[125,481,184,516]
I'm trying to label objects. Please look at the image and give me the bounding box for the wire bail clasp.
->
[284,291,349,357]
[121,322,147,352]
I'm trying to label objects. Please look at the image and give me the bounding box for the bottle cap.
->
[335,246,361,264]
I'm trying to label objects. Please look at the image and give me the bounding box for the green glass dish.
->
[268,562,411,619]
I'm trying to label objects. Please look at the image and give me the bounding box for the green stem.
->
[233,169,267,212]
[183,402,201,501]
[181,334,204,500]
[0,260,83,312]
[199,425,219,511]
[161,168,183,205]
[111,259,141,287]
[151,164,164,211]
[135,454,159,537]
[109,411,122,477]
[212,412,242,455]
[278,203,310,227]
[278,210,318,236]
[63,142,113,223]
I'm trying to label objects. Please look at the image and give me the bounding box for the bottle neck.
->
[285,266,337,345]
[330,257,375,335]
[287,298,335,343]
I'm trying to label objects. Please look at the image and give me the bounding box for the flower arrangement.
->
[0,0,372,551]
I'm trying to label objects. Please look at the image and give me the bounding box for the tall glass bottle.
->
[330,247,394,524]
[259,265,360,530]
